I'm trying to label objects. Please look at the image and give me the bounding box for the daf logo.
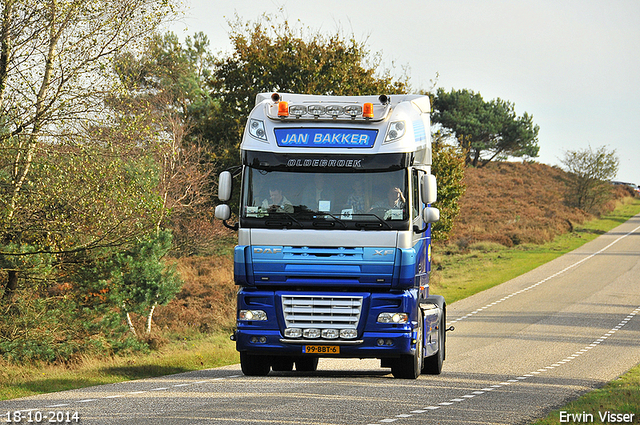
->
[253,247,282,254]
[373,249,394,256]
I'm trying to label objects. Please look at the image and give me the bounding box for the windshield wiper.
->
[352,213,393,230]
[311,211,347,228]
[264,211,303,228]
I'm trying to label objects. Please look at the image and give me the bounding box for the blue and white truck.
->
[215,92,446,379]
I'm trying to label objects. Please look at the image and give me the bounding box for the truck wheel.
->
[271,356,295,372]
[295,356,319,372]
[392,310,423,379]
[240,352,271,376]
[423,305,445,375]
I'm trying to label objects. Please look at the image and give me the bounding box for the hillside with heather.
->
[449,162,630,247]
[155,162,636,336]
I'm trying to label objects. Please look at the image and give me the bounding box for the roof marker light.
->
[289,104,307,117]
[326,105,344,117]
[307,105,325,117]
[278,101,289,117]
[344,105,362,118]
[363,102,374,118]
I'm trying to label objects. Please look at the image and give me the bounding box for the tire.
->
[240,352,271,376]
[271,356,295,372]
[295,356,319,372]
[392,310,423,379]
[423,304,445,375]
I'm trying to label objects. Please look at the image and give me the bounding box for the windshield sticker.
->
[341,208,354,220]
[275,128,377,148]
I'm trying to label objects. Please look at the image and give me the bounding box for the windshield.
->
[241,168,409,230]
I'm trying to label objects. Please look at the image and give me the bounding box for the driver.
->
[371,185,406,210]
[261,184,294,213]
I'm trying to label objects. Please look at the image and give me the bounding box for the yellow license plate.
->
[302,345,340,354]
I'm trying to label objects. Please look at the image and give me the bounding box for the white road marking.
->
[447,224,640,326]
[367,305,639,425]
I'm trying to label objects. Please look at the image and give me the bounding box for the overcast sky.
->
[168,0,640,184]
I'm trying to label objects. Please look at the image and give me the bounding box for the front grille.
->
[282,295,363,330]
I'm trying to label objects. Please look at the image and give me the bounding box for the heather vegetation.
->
[155,161,637,335]
[0,11,424,364]
[2,8,637,408]
[448,161,628,248]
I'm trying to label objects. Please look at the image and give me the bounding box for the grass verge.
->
[2,198,639,405]
[0,333,238,401]
[431,197,640,424]
[431,198,640,303]
[530,364,640,424]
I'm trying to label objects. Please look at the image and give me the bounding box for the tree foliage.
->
[111,32,218,255]
[0,0,175,287]
[0,0,183,362]
[560,145,619,214]
[0,0,175,216]
[431,133,467,241]
[205,15,410,171]
[432,88,540,167]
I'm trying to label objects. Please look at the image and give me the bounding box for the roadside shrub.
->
[560,145,618,215]
[0,288,156,364]
[155,255,237,335]
[468,241,506,253]
[431,135,466,241]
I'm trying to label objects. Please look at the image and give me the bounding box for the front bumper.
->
[235,328,416,358]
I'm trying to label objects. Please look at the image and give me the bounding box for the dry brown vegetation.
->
[449,162,632,247]
[156,249,237,335]
[155,162,636,336]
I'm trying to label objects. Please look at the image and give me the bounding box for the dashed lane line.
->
[447,224,640,326]
[37,374,244,409]
[366,306,640,425]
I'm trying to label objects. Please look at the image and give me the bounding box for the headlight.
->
[384,121,406,143]
[307,105,325,116]
[321,329,340,339]
[303,329,321,339]
[340,329,358,339]
[325,105,344,117]
[238,310,267,321]
[289,105,307,117]
[377,312,409,324]
[284,328,303,338]
[248,119,267,141]
[344,105,362,117]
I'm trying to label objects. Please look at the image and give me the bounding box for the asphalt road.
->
[3,214,640,425]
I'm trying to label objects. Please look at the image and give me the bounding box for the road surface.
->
[2,214,640,424]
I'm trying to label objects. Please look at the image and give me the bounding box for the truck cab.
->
[216,93,445,379]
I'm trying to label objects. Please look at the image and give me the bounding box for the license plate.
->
[302,345,340,354]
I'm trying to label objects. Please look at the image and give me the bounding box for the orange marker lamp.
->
[363,102,374,118]
[277,101,289,117]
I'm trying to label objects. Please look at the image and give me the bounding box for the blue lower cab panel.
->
[249,246,399,287]
[235,330,415,358]
[236,288,420,357]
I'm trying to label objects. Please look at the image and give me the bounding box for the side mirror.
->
[422,206,440,223]
[421,174,437,205]
[218,171,232,202]
[215,204,231,221]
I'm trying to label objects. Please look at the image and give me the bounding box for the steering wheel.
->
[368,207,389,218]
